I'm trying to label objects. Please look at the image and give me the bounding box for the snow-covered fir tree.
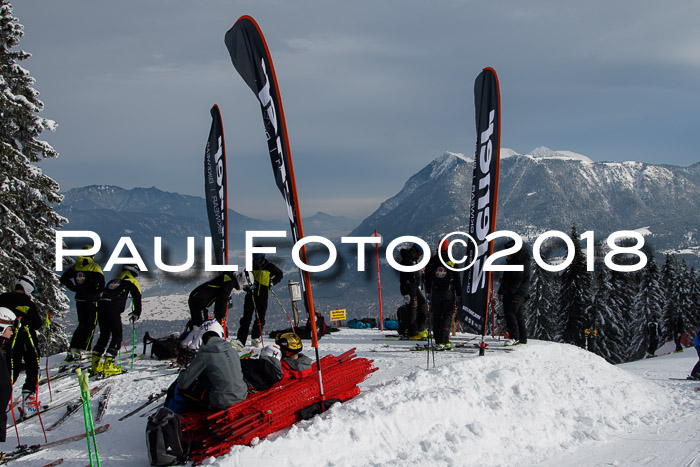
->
[589,269,626,363]
[0,1,68,351]
[525,260,559,341]
[678,260,697,330]
[632,254,664,357]
[660,254,681,340]
[560,225,593,348]
[686,267,700,327]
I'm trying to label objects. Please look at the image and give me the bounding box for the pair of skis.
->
[0,424,110,464]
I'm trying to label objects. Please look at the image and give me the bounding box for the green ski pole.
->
[76,369,101,467]
[76,368,94,467]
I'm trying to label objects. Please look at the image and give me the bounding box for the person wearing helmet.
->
[0,276,44,416]
[91,265,143,377]
[240,344,284,391]
[276,332,313,375]
[60,245,105,361]
[188,272,240,331]
[166,319,247,414]
[234,250,283,350]
[398,243,428,340]
[0,307,16,442]
[425,240,462,350]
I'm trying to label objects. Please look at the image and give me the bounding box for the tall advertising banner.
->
[460,68,501,335]
[204,104,228,266]
[224,17,321,348]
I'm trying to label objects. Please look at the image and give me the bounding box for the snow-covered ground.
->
[6,328,699,466]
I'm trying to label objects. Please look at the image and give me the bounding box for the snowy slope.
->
[6,328,699,466]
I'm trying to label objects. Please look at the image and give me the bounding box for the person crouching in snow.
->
[165,319,247,414]
[275,332,313,377]
[240,345,284,391]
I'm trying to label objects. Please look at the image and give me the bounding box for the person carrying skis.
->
[0,307,16,443]
[398,243,428,340]
[497,239,531,346]
[646,319,660,357]
[91,265,142,377]
[276,332,313,377]
[60,245,105,361]
[689,327,700,380]
[671,311,685,352]
[188,272,239,330]
[234,251,283,350]
[0,276,43,416]
[425,240,462,350]
[165,319,247,414]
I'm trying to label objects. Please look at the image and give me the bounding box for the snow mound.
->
[220,340,671,466]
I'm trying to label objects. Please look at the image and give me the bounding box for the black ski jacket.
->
[424,251,462,301]
[189,273,239,321]
[497,248,531,298]
[0,291,43,351]
[398,248,422,298]
[99,270,142,317]
[60,256,105,301]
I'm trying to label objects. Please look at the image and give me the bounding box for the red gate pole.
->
[374,230,384,331]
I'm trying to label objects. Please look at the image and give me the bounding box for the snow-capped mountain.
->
[351,148,700,264]
[56,186,358,263]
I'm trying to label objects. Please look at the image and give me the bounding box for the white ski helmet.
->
[200,319,225,340]
[16,275,36,295]
[260,344,282,361]
[122,264,140,277]
[0,307,16,333]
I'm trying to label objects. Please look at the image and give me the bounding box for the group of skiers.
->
[397,238,531,350]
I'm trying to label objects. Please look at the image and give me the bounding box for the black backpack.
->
[145,407,189,465]
[144,332,183,360]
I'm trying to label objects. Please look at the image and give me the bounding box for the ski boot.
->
[102,355,123,377]
[90,351,104,375]
[20,390,38,419]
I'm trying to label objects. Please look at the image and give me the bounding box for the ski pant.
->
[8,330,39,394]
[503,293,527,344]
[236,292,268,345]
[692,346,700,378]
[93,301,123,357]
[674,334,683,352]
[431,298,454,345]
[0,357,11,442]
[69,299,99,351]
[404,291,427,337]
[647,336,658,356]
[165,378,213,415]
[188,296,211,327]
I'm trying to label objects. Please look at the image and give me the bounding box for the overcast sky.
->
[12,1,700,220]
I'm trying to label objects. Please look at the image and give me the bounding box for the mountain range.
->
[351,147,700,265]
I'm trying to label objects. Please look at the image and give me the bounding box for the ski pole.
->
[76,369,95,467]
[130,299,136,370]
[34,380,48,443]
[77,369,101,467]
[270,288,295,333]
[131,321,136,371]
[8,318,21,446]
[45,311,53,402]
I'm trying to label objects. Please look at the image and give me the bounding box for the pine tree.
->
[525,260,558,341]
[660,254,681,340]
[560,225,593,348]
[632,254,664,357]
[0,1,68,352]
[687,267,700,327]
[589,269,626,363]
